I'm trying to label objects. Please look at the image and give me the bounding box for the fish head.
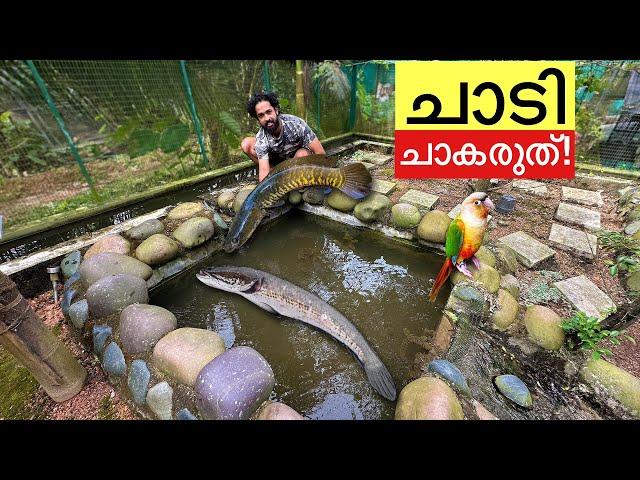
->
[223,198,264,253]
[196,266,261,293]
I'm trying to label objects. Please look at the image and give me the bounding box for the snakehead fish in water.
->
[196,265,397,401]
[224,155,372,253]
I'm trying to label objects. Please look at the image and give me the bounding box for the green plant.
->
[561,310,634,360]
[605,255,640,277]
[597,230,640,278]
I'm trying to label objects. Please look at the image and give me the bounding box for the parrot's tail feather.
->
[429,259,454,302]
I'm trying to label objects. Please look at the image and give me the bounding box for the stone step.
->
[548,223,598,260]
[361,152,393,166]
[497,231,556,268]
[561,186,604,208]
[448,204,461,219]
[513,180,548,196]
[370,179,397,195]
[555,203,601,231]
[553,275,616,320]
[398,189,439,211]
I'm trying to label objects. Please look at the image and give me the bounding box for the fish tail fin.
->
[338,163,372,200]
[364,357,397,401]
[428,259,454,302]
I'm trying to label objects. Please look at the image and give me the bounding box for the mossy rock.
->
[475,246,496,268]
[84,234,131,260]
[326,189,358,212]
[288,191,302,205]
[391,203,421,229]
[217,191,235,210]
[233,186,256,213]
[353,192,392,223]
[173,217,215,249]
[581,358,640,417]
[496,245,519,274]
[523,305,565,350]
[628,206,640,222]
[302,187,327,205]
[124,219,165,241]
[395,377,464,420]
[135,234,180,266]
[499,274,521,300]
[451,262,501,294]
[626,271,640,292]
[167,202,205,221]
[492,289,519,331]
[416,210,450,244]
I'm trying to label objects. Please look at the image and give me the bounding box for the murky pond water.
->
[152,210,450,420]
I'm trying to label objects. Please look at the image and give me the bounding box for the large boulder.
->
[85,274,149,319]
[119,304,177,355]
[395,376,464,420]
[256,402,305,420]
[492,289,519,331]
[233,186,256,213]
[84,234,131,260]
[124,219,165,241]
[195,346,275,420]
[581,358,640,417]
[326,189,358,212]
[391,203,421,229]
[135,234,180,266]
[523,305,565,350]
[172,217,215,249]
[166,202,205,221]
[451,262,501,294]
[79,252,153,289]
[152,328,226,387]
[353,192,392,223]
[416,210,450,243]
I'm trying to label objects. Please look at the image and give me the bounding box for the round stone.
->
[102,342,126,377]
[353,192,392,223]
[146,382,173,420]
[256,402,305,420]
[494,374,533,408]
[492,289,519,331]
[523,305,565,350]
[581,358,640,417]
[85,274,149,319]
[416,210,451,243]
[79,252,153,289]
[152,327,226,387]
[61,287,77,320]
[135,234,180,266]
[212,212,228,230]
[68,299,89,329]
[302,187,327,205]
[119,304,177,355]
[426,359,471,396]
[93,325,112,355]
[500,274,521,300]
[496,245,519,274]
[233,187,256,213]
[395,376,464,420]
[473,400,499,420]
[64,271,81,292]
[127,359,151,406]
[84,235,131,260]
[288,191,302,205]
[626,271,640,292]
[61,250,82,279]
[124,219,165,241]
[217,191,235,210]
[176,408,198,420]
[326,189,358,212]
[452,285,487,315]
[475,246,496,268]
[166,202,205,221]
[391,203,421,229]
[195,346,275,420]
[451,262,501,294]
[172,217,215,249]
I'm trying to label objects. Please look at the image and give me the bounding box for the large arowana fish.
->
[196,265,397,401]
[223,155,371,253]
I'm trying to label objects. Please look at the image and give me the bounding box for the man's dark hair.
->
[247,92,280,119]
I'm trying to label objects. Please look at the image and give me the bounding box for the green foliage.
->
[313,61,350,101]
[597,230,640,278]
[561,310,634,360]
[0,346,43,419]
[97,394,117,420]
[522,270,565,306]
[0,111,68,177]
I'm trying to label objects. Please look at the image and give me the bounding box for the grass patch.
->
[97,394,118,420]
[0,345,44,419]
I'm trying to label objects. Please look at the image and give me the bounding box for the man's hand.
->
[258,158,271,182]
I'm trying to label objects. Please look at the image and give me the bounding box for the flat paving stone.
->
[497,231,555,268]
[370,179,397,195]
[555,203,601,231]
[625,220,640,235]
[448,204,462,219]
[561,186,604,207]
[513,180,548,196]
[361,152,393,165]
[548,223,598,260]
[398,189,439,211]
[553,275,616,320]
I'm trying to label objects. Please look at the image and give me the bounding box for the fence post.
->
[295,60,306,120]
[315,73,321,135]
[179,60,210,168]
[348,64,357,131]
[263,60,271,92]
[25,60,100,201]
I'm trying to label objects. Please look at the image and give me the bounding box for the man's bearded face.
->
[255,100,279,133]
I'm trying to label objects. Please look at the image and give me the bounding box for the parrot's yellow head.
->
[461,192,494,220]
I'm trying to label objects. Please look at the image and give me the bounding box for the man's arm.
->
[307,137,325,155]
[258,157,271,182]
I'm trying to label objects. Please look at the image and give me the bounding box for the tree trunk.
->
[0,272,87,402]
[295,60,306,120]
